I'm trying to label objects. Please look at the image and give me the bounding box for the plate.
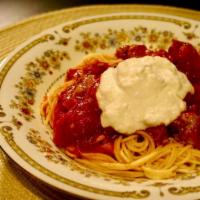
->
[0,11,200,200]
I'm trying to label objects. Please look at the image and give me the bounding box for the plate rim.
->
[0,4,200,33]
[0,11,200,199]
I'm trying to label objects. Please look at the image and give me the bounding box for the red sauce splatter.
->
[146,125,168,146]
[53,61,117,155]
[168,40,200,83]
[53,40,200,156]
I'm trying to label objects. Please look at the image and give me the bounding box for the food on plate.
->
[41,40,200,179]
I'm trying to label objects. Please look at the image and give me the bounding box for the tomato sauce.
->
[53,40,200,155]
[53,60,117,155]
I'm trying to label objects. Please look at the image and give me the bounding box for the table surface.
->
[0,0,199,28]
[0,2,200,200]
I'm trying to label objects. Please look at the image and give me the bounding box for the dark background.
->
[0,0,199,28]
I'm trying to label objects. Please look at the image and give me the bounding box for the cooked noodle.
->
[75,133,200,179]
[41,53,200,180]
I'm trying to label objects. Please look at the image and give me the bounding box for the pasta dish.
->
[41,40,200,180]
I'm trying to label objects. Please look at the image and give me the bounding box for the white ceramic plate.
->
[0,11,200,200]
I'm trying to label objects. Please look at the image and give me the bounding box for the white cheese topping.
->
[96,56,194,134]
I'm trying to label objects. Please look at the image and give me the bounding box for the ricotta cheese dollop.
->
[96,56,194,134]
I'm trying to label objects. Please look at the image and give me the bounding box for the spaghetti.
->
[41,40,200,180]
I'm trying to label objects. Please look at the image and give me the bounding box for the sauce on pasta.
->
[41,40,200,179]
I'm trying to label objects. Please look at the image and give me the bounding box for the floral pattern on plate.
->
[0,12,200,200]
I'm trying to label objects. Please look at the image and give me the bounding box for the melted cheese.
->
[96,56,194,134]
